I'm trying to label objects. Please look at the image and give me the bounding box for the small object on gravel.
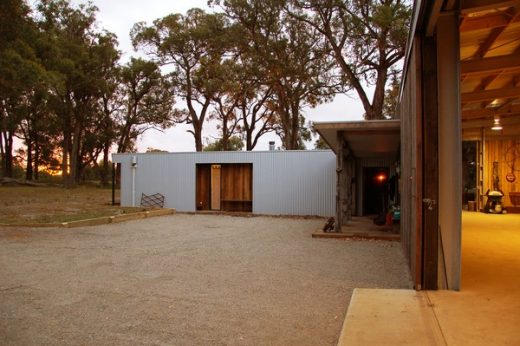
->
[323,217,335,232]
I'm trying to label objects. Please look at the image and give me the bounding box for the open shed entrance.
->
[196,163,253,212]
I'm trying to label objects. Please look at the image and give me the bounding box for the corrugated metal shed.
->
[112,150,336,217]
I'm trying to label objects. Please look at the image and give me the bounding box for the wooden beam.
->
[462,115,520,129]
[426,0,444,36]
[461,54,520,75]
[462,104,520,118]
[460,13,510,32]
[478,74,503,108]
[474,27,504,58]
[461,0,518,14]
[461,86,520,103]
[473,6,520,58]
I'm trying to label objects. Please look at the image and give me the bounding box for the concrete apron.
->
[337,289,445,346]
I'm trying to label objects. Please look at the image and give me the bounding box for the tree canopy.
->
[0,0,411,183]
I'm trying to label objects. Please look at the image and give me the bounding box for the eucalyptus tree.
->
[210,0,338,149]
[289,0,411,120]
[115,57,175,154]
[132,9,230,151]
[208,56,276,151]
[36,0,120,184]
[0,0,49,177]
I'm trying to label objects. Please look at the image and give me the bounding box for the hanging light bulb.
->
[491,115,503,131]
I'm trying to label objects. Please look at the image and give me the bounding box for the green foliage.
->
[383,72,401,119]
[132,9,231,151]
[204,136,244,151]
[314,137,330,150]
[211,0,337,149]
[115,57,175,153]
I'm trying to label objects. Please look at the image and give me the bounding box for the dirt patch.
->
[0,186,143,225]
[0,214,411,345]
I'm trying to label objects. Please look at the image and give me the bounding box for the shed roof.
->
[314,120,400,158]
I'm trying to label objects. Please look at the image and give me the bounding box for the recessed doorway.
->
[196,163,253,212]
[362,167,389,216]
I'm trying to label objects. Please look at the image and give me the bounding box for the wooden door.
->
[220,164,253,212]
[211,165,221,210]
[196,165,211,210]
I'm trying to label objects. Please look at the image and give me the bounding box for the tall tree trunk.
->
[246,131,253,151]
[70,120,82,184]
[26,138,33,180]
[2,131,14,177]
[290,104,299,150]
[62,122,71,185]
[222,115,229,151]
[34,135,40,181]
[0,132,4,177]
[194,122,203,152]
[100,143,110,187]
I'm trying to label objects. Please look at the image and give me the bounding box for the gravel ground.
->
[0,214,411,346]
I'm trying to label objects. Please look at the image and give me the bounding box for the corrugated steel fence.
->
[112,150,336,217]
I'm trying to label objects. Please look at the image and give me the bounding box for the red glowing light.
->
[376,174,387,183]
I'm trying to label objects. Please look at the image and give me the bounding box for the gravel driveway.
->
[0,214,411,345]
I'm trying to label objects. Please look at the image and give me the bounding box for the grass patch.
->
[0,185,144,225]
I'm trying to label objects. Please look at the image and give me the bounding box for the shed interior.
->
[196,163,253,212]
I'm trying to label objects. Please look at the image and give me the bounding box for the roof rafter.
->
[461,54,520,76]
[461,86,520,103]
[462,103,520,119]
[461,0,519,14]
[460,12,510,32]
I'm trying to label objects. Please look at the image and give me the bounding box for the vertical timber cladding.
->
[196,163,253,212]
[196,164,211,210]
[399,37,423,289]
[211,165,221,210]
[220,164,253,212]
[421,36,439,290]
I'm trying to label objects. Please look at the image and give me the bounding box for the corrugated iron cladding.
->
[113,151,336,216]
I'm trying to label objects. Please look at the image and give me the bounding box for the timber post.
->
[335,132,354,232]
[335,132,344,232]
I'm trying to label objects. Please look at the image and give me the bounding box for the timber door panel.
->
[211,165,221,210]
[221,164,253,212]
[196,165,211,210]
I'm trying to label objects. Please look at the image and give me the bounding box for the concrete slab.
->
[337,289,445,346]
[425,212,520,345]
[338,213,520,346]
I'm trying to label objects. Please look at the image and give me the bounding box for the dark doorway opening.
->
[196,163,253,212]
[363,167,390,215]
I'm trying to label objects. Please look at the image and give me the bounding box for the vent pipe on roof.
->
[269,141,275,151]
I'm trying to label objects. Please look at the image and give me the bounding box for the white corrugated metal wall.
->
[112,151,336,217]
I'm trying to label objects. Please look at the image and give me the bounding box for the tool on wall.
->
[505,140,519,183]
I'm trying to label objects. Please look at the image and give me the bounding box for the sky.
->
[67,0,367,152]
